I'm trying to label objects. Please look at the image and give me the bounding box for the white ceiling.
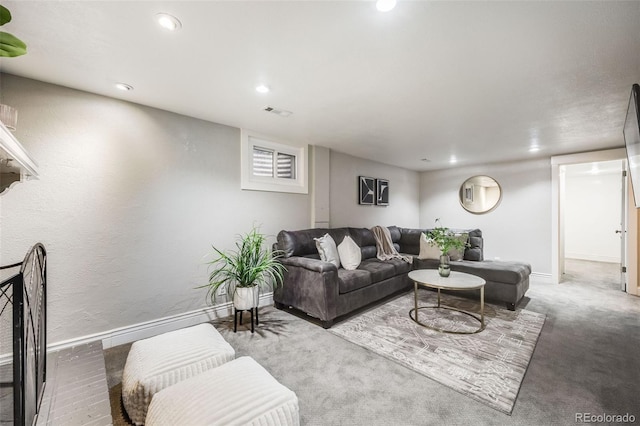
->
[1,1,639,171]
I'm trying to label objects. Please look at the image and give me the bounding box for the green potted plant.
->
[0,5,27,57]
[426,218,468,277]
[0,5,26,132]
[202,227,286,311]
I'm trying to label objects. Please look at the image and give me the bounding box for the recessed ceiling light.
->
[156,13,182,31]
[115,83,133,91]
[529,145,541,153]
[376,0,397,12]
[449,155,458,164]
[255,84,270,94]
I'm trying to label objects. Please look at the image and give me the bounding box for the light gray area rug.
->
[329,292,545,414]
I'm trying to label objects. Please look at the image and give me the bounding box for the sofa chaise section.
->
[412,258,530,310]
[400,228,531,310]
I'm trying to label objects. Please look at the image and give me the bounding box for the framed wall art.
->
[376,179,389,206]
[359,176,375,205]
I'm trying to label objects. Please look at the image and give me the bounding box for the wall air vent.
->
[263,106,293,118]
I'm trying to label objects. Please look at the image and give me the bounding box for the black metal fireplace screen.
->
[0,243,47,426]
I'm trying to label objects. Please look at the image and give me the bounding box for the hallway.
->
[563,258,621,292]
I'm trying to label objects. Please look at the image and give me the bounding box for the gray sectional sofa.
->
[273,226,531,328]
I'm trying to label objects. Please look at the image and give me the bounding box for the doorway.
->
[551,148,628,286]
[561,160,624,291]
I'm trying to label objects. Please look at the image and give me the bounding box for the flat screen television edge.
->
[623,83,640,208]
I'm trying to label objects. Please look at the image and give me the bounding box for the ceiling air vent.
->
[263,106,292,118]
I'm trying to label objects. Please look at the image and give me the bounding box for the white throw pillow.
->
[337,235,362,270]
[314,233,341,268]
[418,233,441,260]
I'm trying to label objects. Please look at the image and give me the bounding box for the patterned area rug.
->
[329,291,545,414]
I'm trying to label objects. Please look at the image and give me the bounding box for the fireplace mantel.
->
[0,120,38,195]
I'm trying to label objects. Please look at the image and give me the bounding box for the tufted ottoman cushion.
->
[145,356,300,426]
[122,323,235,425]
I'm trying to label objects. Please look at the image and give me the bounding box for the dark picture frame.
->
[376,179,389,206]
[359,176,375,205]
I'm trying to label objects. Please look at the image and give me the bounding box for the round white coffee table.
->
[408,269,486,334]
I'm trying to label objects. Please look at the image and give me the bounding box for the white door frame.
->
[620,164,628,291]
[551,148,627,284]
[625,176,639,295]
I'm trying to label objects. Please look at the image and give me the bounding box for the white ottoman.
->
[145,356,300,426]
[122,323,235,425]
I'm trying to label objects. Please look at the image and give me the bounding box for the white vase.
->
[233,286,259,310]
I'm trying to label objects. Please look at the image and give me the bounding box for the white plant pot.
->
[233,286,259,310]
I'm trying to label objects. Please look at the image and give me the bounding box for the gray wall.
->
[329,150,420,228]
[0,75,310,344]
[0,73,555,346]
[419,158,552,274]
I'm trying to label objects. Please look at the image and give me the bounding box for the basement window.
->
[252,147,296,179]
[241,130,308,194]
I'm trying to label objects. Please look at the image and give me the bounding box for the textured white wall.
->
[564,170,621,262]
[329,151,420,228]
[419,158,551,274]
[0,75,310,344]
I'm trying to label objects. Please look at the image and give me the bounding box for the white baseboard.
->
[44,292,275,352]
[565,253,620,264]
[530,272,553,284]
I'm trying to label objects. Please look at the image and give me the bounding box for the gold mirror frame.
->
[459,175,502,214]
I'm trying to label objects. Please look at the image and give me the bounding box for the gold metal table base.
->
[410,285,485,334]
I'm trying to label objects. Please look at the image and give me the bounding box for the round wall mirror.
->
[459,175,502,214]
